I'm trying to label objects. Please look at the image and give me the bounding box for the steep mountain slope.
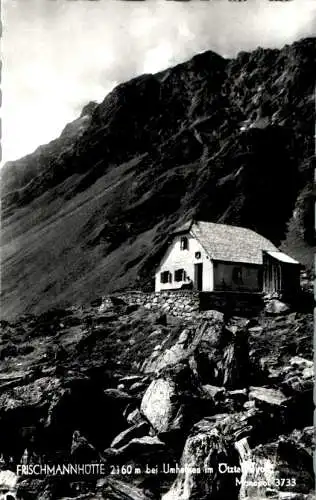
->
[1,38,315,318]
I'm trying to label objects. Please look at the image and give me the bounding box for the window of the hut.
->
[174,269,186,282]
[160,271,172,284]
[232,266,243,285]
[180,237,188,250]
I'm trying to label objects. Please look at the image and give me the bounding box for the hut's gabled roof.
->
[173,220,278,265]
[172,220,192,234]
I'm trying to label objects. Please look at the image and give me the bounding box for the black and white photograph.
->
[1,0,315,498]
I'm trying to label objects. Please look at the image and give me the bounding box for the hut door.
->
[263,256,282,293]
[194,263,203,291]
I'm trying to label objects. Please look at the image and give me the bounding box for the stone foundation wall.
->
[101,290,265,319]
[102,291,200,319]
[199,291,264,317]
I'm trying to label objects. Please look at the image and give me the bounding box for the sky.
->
[2,0,316,165]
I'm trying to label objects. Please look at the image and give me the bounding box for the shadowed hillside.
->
[1,38,315,318]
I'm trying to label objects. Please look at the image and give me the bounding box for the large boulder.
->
[0,376,63,413]
[141,314,224,375]
[259,355,314,430]
[141,378,177,435]
[0,470,17,499]
[236,429,314,499]
[193,317,250,388]
[162,417,241,500]
[141,326,197,374]
[0,376,66,460]
[248,378,313,432]
[110,421,149,449]
[249,386,289,409]
[201,384,226,401]
[112,435,166,460]
[140,309,253,392]
[142,315,251,390]
[265,299,290,315]
[140,363,207,438]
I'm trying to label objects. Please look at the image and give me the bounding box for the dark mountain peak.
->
[284,36,316,54]
[80,101,98,118]
[189,48,228,68]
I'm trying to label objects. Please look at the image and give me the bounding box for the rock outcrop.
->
[162,417,241,500]
[0,295,312,499]
[140,363,204,439]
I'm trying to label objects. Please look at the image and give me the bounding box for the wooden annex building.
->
[155,220,300,295]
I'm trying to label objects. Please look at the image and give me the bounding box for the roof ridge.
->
[193,220,278,244]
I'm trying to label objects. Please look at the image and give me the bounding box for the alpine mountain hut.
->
[155,220,300,294]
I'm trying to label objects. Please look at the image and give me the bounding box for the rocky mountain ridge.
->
[1,37,315,318]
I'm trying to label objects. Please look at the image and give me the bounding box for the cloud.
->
[2,0,316,164]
